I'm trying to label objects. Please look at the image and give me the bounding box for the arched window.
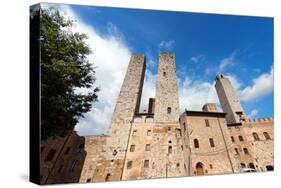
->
[196,162,204,175]
[168,146,172,154]
[263,132,271,140]
[238,135,244,142]
[240,163,246,169]
[243,148,249,155]
[194,139,199,148]
[252,132,260,141]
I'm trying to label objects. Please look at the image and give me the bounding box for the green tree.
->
[33,8,99,139]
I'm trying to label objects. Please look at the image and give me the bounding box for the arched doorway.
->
[266,165,274,171]
[105,173,111,181]
[196,162,204,175]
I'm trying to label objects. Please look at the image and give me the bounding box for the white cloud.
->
[46,5,132,136]
[190,55,204,63]
[240,67,274,102]
[159,40,175,50]
[248,109,258,119]
[219,51,237,72]
[178,77,220,112]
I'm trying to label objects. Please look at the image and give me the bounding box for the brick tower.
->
[106,54,146,180]
[154,52,180,122]
[215,74,246,124]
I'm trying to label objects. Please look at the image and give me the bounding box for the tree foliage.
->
[32,8,99,139]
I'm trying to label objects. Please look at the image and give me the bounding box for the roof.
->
[184,110,227,118]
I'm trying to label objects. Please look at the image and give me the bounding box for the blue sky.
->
[43,3,273,135]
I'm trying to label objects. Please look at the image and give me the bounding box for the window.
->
[147,130,151,136]
[64,147,70,155]
[209,138,215,147]
[205,119,210,127]
[252,132,260,141]
[266,165,274,171]
[130,145,135,152]
[231,136,235,142]
[58,165,63,173]
[144,160,149,168]
[240,163,246,169]
[69,160,78,172]
[249,163,255,169]
[243,148,249,155]
[176,163,180,168]
[176,128,182,138]
[127,161,132,169]
[183,123,186,132]
[86,178,91,183]
[168,127,171,131]
[168,140,172,144]
[168,146,172,154]
[145,144,150,151]
[112,150,117,156]
[45,149,56,162]
[263,132,271,140]
[167,107,172,114]
[132,130,137,136]
[209,164,213,169]
[235,148,239,155]
[194,139,199,148]
[239,136,244,142]
[105,173,111,181]
[163,72,166,77]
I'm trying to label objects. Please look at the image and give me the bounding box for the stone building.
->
[40,52,274,184]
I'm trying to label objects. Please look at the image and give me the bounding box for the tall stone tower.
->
[154,52,180,122]
[106,54,146,180]
[215,74,246,124]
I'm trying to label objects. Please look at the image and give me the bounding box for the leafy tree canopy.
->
[32,8,99,140]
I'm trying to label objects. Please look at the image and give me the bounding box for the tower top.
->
[215,73,224,80]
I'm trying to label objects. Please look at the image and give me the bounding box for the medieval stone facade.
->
[40,52,274,184]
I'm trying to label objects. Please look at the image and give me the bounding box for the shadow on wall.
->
[40,132,87,185]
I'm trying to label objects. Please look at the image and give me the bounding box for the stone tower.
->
[154,52,180,122]
[106,54,146,180]
[215,74,246,124]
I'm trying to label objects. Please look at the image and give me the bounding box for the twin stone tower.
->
[103,52,251,181]
[41,52,273,184]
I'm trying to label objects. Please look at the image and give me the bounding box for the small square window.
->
[45,149,56,162]
[144,160,149,168]
[205,119,210,127]
[145,144,150,151]
[127,161,132,169]
[147,130,151,136]
[132,130,137,136]
[130,145,135,152]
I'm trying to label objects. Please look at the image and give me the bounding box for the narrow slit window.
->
[209,138,215,147]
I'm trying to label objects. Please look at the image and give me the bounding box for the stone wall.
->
[180,111,234,176]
